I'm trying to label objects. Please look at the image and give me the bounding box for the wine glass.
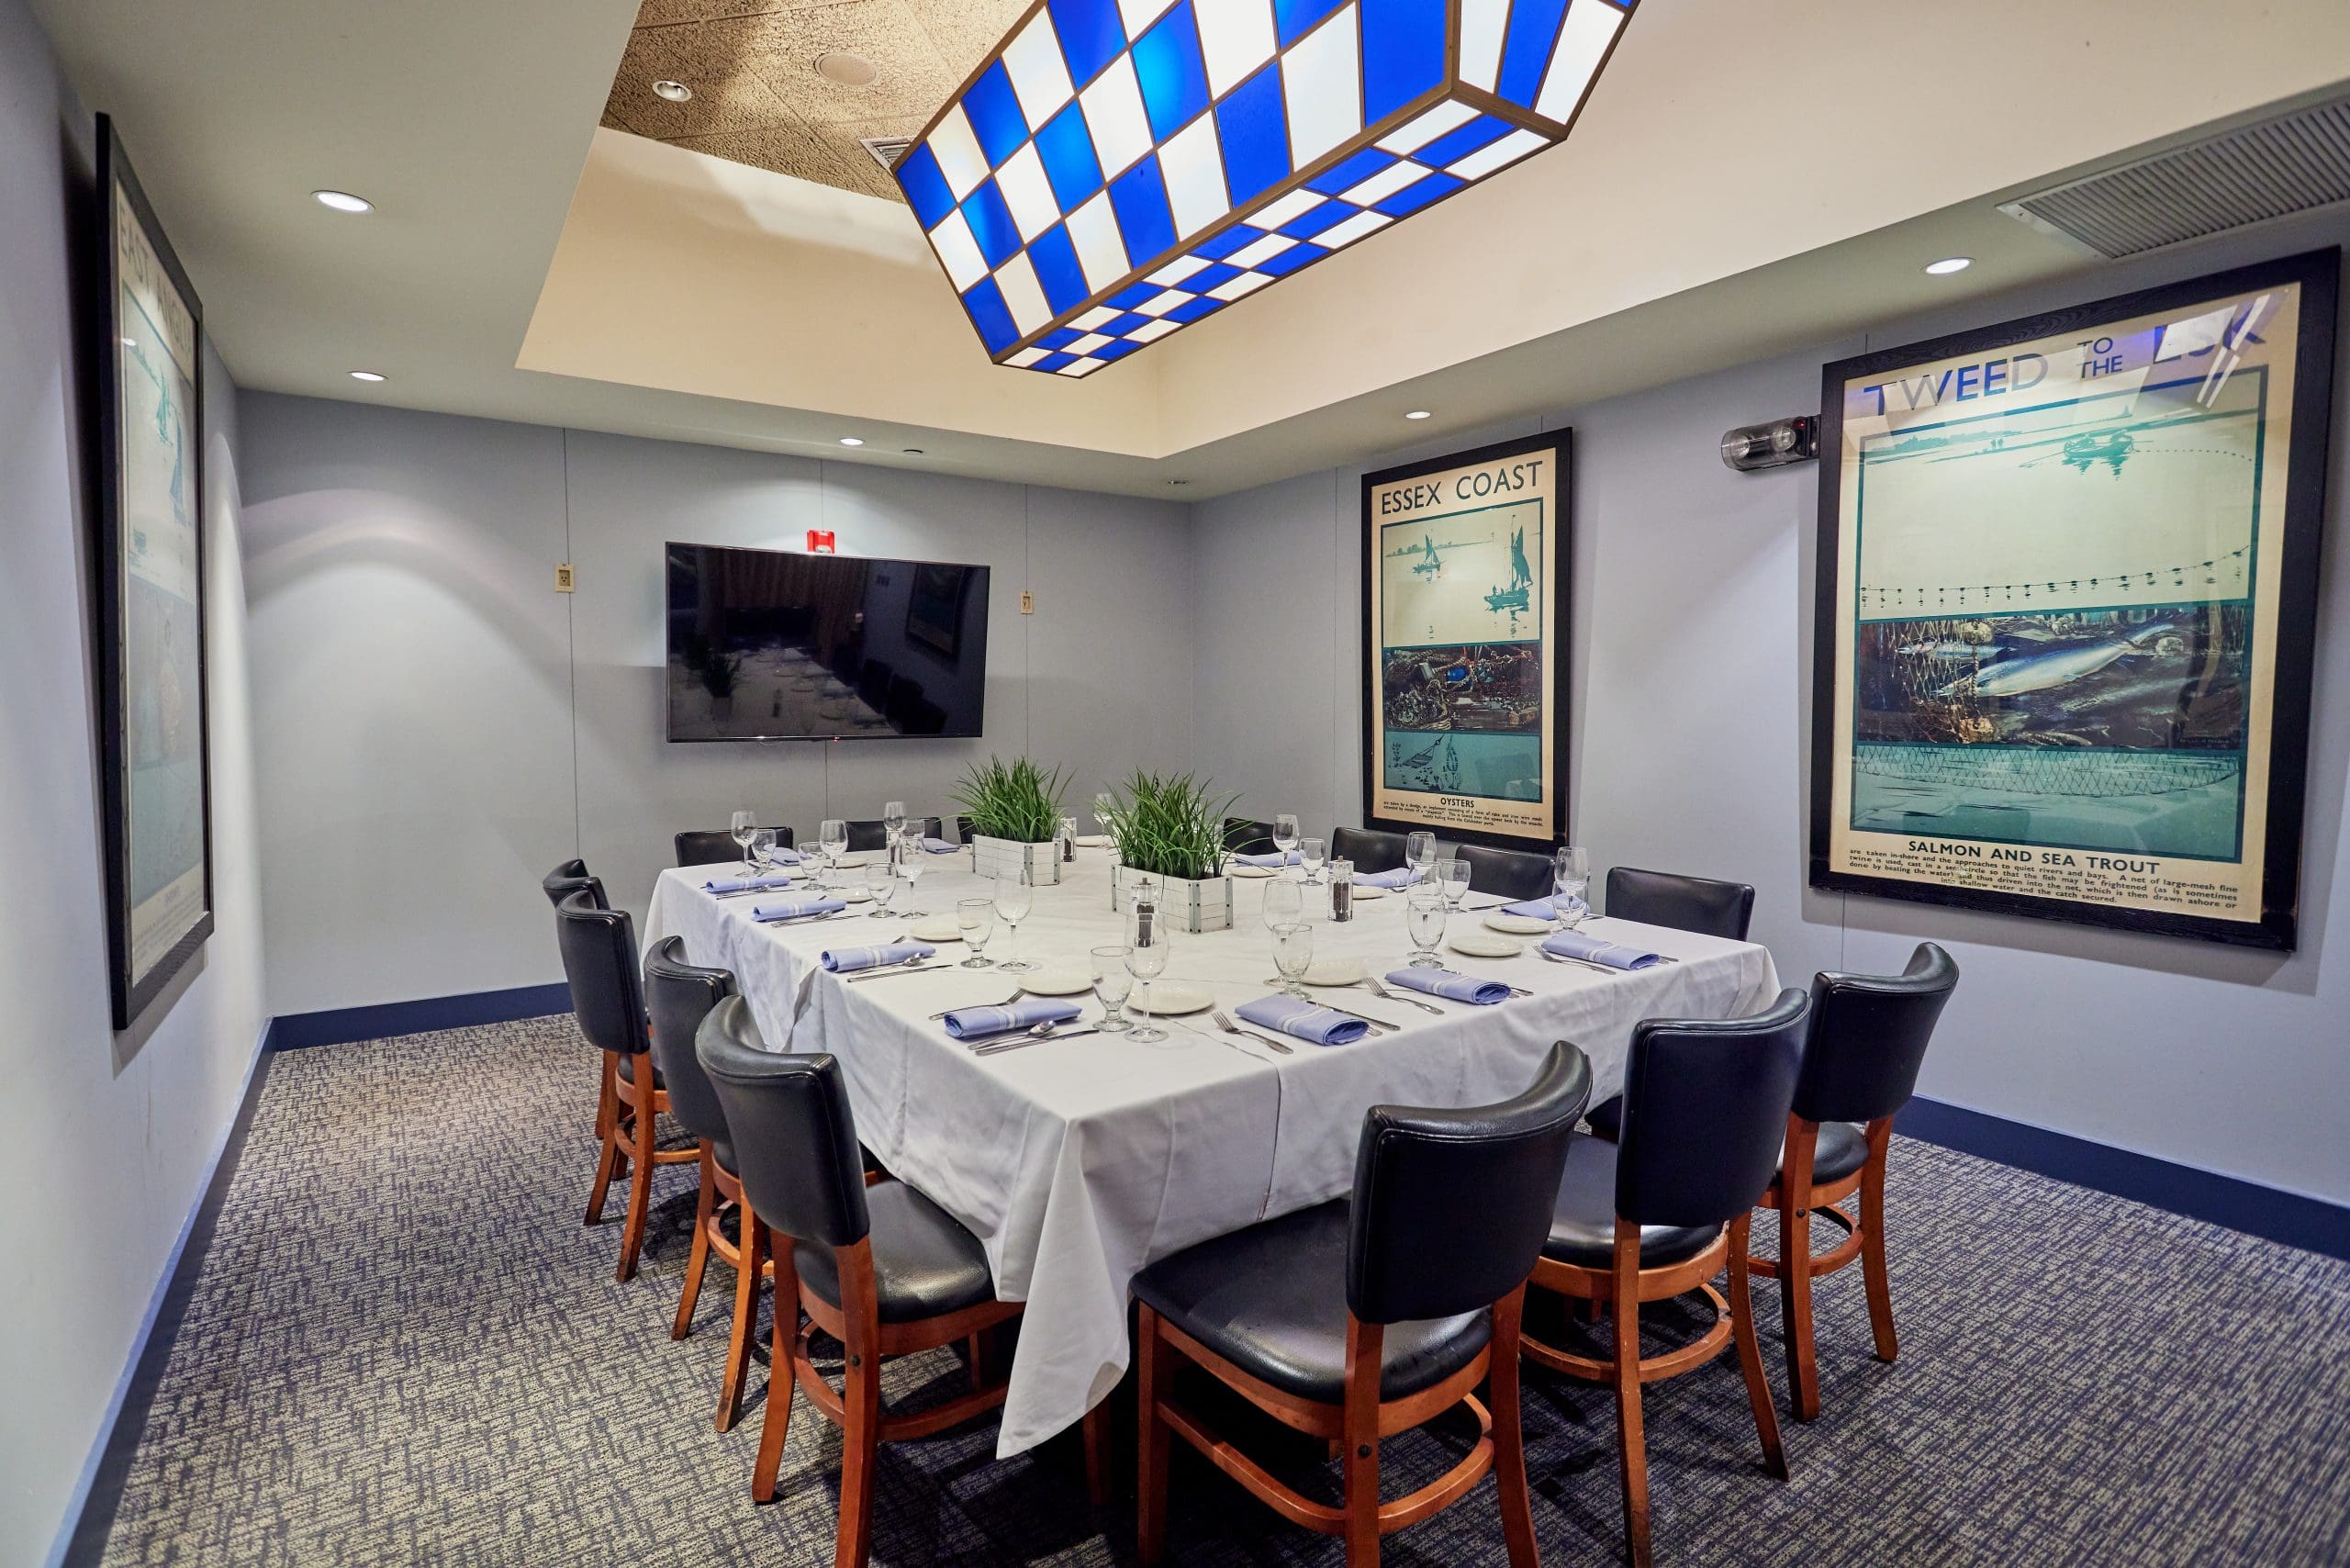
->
[816,818,847,887]
[1271,921,1314,998]
[1405,831,1437,883]
[1272,813,1301,866]
[1405,885,1447,967]
[749,828,779,880]
[896,824,929,916]
[955,898,996,968]
[866,860,898,918]
[1262,876,1304,933]
[1554,846,1591,924]
[1091,944,1135,1032]
[1125,920,1170,1045]
[1300,835,1327,884]
[993,872,1035,973]
[1438,856,1472,911]
[731,810,757,876]
[883,800,907,841]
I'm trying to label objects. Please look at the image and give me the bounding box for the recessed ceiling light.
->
[814,51,880,87]
[652,79,692,102]
[349,370,386,383]
[838,436,864,446]
[1924,256,1973,275]
[312,189,373,214]
[1404,409,1432,420]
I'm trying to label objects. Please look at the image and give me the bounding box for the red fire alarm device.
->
[807,530,836,554]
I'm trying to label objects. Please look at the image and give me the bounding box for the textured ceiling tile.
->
[670,118,865,188]
[911,0,1035,81]
[631,0,789,26]
[610,25,803,138]
[713,0,962,128]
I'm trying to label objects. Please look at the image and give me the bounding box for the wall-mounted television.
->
[666,542,990,741]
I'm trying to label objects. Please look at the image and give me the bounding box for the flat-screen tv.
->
[666,542,990,741]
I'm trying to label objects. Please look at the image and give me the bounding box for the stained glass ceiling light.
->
[894,0,1638,377]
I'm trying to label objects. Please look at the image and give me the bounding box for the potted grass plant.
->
[1107,769,1239,933]
[950,756,1069,886]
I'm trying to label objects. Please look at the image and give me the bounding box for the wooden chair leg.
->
[1084,1405,1112,1509]
[1341,1317,1383,1567]
[750,1236,795,1501]
[1611,1226,1651,1568]
[585,1053,622,1225]
[834,1243,883,1568]
[1727,1214,1787,1480]
[968,1329,990,1395]
[673,1142,717,1339]
[1860,1119,1899,1363]
[1136,1305,1172,1566]
[1489,1288,1540,1568]
[616,1070,656,1282]
[718,1208,765,1433]
[1776,1120,1821,1421]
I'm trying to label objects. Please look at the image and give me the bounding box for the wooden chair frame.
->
[1522,1217,1785,1568]
[749,1232,1023,1568]
[583,1048,697,1282]
[1136,1287,1541,1568]
[1745,1114,1898,1421]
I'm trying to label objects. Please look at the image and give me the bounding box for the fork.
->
[1537,948,1620,975]
[1358,976,1445,1015]
[927,986,1046,1020]
[1210,1008,1292,1055]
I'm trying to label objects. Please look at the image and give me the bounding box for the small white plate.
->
[832,854,871,869]
[1484,913,1553,935]
[1074,834,1112,847]
[839,887,873,902]
[1349,883,1388,900]
[909,919,964,945]
[1300,957,1369,987]
[1021,969,1093,996]
[1139,981,1214,1015]
[1229,864,1276,879]
[1449,931,1525,959]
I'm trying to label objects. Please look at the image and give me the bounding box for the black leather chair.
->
[845,816,943,853]
[1751,943,1957,1421]
[555,891,696,1282]
[1135,1043,1592,1568]
[1520,991,1807,1568]
[1224,817,1276,855]
[697,998,1020,1564]
[856,658,892,711]
[884,675,924,730]
[676,825,795,868]
[541,857,607,909]
[1331,825,1406,874]
[1605,866,1755,940]
[1458,844,1551,902]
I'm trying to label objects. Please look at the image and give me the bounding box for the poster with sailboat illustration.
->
[1812,250,2336,948]
[1362,431,1568,849]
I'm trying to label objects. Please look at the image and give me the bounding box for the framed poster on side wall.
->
[1361,431,1569,851]
[1810,249,2337,949]
[94,116,215,1026]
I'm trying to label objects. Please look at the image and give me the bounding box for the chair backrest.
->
[1331,826,1406,873]
[1224,817,1274,855]
[676,825,795,867]
[1347,1041,1593,1324]
[541,858,607,910]
[1605,865,1755,941]
[856,658,893,708]
[695,995,871,1249]
[643,936,735,1146]
[1458,844,1551,901]
[1614,989,1808,1228]
[555,890,649,1058]
[1795,943,1958,1125]
[844,817,945,851]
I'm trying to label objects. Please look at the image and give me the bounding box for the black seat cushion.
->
[1132,1200,1490,1405]
[1792,1121,1868,1186]
[614,1052,665,1089]
[1544,1137,1720,1271]
[713,1137,738,1178]
[793,1181,996,1323]
[1583,1093,1623,1141]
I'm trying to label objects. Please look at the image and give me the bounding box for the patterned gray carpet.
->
[91,1015,2350,1566]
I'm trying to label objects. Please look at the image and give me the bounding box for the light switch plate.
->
[554,564,576,592]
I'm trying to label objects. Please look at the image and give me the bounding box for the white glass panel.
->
[1208,269,1273,300]
[1129,315,1184,342]
[1117,0,1181,34]
[996,144,1063,242]
[928,209,989,291]
[1448,126,1547,181]
[1281,6,1360,168]
[1148,253,1212,285]
[1337,158,1426,207]
[1457,0,1507,91]
[1315,207,1392,248]
[927,106,992,200]
[1136,287,1194,317]
[1374,98,1475,154]
[1007,345,1052,367]
[1057,355,1107,375]
[1158,115,1230,237]
[1534,0,1625,124]
[1193,0,1277,98]
[1068,332,1113,353]
[1073,304,1124,330]
[1228,232,1294,268]
[1248,187,1325,230]
[995,252,1053,333]
[1079,56,1155,179]
[1065,191,1132,291]
[1002,13,1077,125]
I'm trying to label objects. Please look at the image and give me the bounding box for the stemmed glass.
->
[1272,813,1301,867]
[1405,831,1437,884]
[731,810,758,876]
[1125,910,1170,1045]
[1405,885,1448,967]
[1437,856,1472,912]
[883,800,908,842]
[896,823,929,916]
[820,818,849,887]
[955,898,996,968]
[866,861,899,919]
[1301,835,1327,884]
[1093,792,1117,835]
[1091,944,1135,1033]
[1553,845,1591,927]
[1262,876,1304,933]
[1271,922,1314,998]
[749,828,779,881]
[992,871,1035,973]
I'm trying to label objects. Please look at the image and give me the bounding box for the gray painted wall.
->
[237,398,1197,1016]
[0,2,270,1558]
[1190,218,2350,1208]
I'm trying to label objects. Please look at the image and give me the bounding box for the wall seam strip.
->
[561,429,581,853]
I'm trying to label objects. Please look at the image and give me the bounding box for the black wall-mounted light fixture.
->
[1720,415,1818,472]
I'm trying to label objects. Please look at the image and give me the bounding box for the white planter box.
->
[1112,864,1233,934]
[970,834,1063,886]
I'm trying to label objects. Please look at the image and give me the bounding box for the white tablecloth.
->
[645,851,1780,1457]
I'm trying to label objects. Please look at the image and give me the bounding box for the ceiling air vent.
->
[2000,94,2350,259]
[858,135,912,173]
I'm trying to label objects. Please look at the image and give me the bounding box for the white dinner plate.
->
[1228,864,1275,879]
[832,854,871,869]
[1021,969,1093,996]
[838,887,873,902]
[1074,834,1112,847]
[1484,913,1553,935]
[1300,957,1369,987]
[1139,981,1214,1015]
[908,918,964,945]
[1449,931,1525,959]
[1349,883,1388,900]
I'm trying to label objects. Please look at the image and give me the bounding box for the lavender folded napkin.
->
[702,872,798,894]
[1236,850,1302,868]
[1383,968,1512,1004]
[821,941,937,973]
[1498,894,1590,921]
[943,996,1083,1040]
[1353,866,1424,890]
[920,837,961,853]
[1542,929,1662,970]
[1237,994,1369,1046]
[750,897,848,923]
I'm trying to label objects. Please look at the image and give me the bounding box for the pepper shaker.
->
[1330,858,1354,923]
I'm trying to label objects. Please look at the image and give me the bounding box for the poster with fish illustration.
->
[1811,250,2336,948]
[1361,431,1568,849]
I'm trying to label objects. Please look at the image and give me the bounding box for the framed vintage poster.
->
[94,116,214,1026]
[1811,249,2337,949]
[1361,431,1569,850]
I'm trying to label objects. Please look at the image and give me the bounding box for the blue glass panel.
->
[1098,310,1153,336]
[1416,114,1513,168]
[963,277,1022,353]
[1192,224,1266,260]
[1108,156,1178,269]
[896,143,957,230]
[1131,3,1211,141]
[1033,352,1078,372]
[1185,261,1244,292]
[1257,241,1328,275]
[1372,169,1462,216]
[1497,0,1571,106]
[1279,197,1359,239]
[960,179,1023,268]
[1047,0,1127,87]
[1093,338,1145,362]
[1165,294,1226,323]
[1038,326,1087,351]
[962,61,1031,167]
[1108,279,1165,310]
[1273,0,1349,48]
[1305,147,1395,196]
[1034,101,1106,210]
[1027,224,1091,315]
[1214,63,1291,207]
[1360,0,1447,121]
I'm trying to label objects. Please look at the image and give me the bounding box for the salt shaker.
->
[1329,858,1354,923]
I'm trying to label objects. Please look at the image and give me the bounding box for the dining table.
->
[643,846,1781,1460]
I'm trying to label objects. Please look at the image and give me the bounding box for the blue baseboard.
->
[1897,1096,2349,1262]
[264,981,572,1051]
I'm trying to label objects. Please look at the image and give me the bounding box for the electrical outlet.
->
[1020,589,1035,614]
[554,564,576,593]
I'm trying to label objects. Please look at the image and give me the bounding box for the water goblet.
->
[1272,813,1301,866]
[1405,831,1437,883]
[896,826,929,915]
[956,898,996,968]
[883,800,907,842]
[1438,857,1472,911]
[1554,846,1591,922]
[748,828,779,880]
[867,861,899,918]
[1301,835,1327,884]
[1125,909,1170,1045]
[1262,876,1304,933]
[993,872,1035,973]
[731,810,757,876]
[1271,922,1315,998]
[1405,886,1447,968]
[1091,944,1135,1033]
